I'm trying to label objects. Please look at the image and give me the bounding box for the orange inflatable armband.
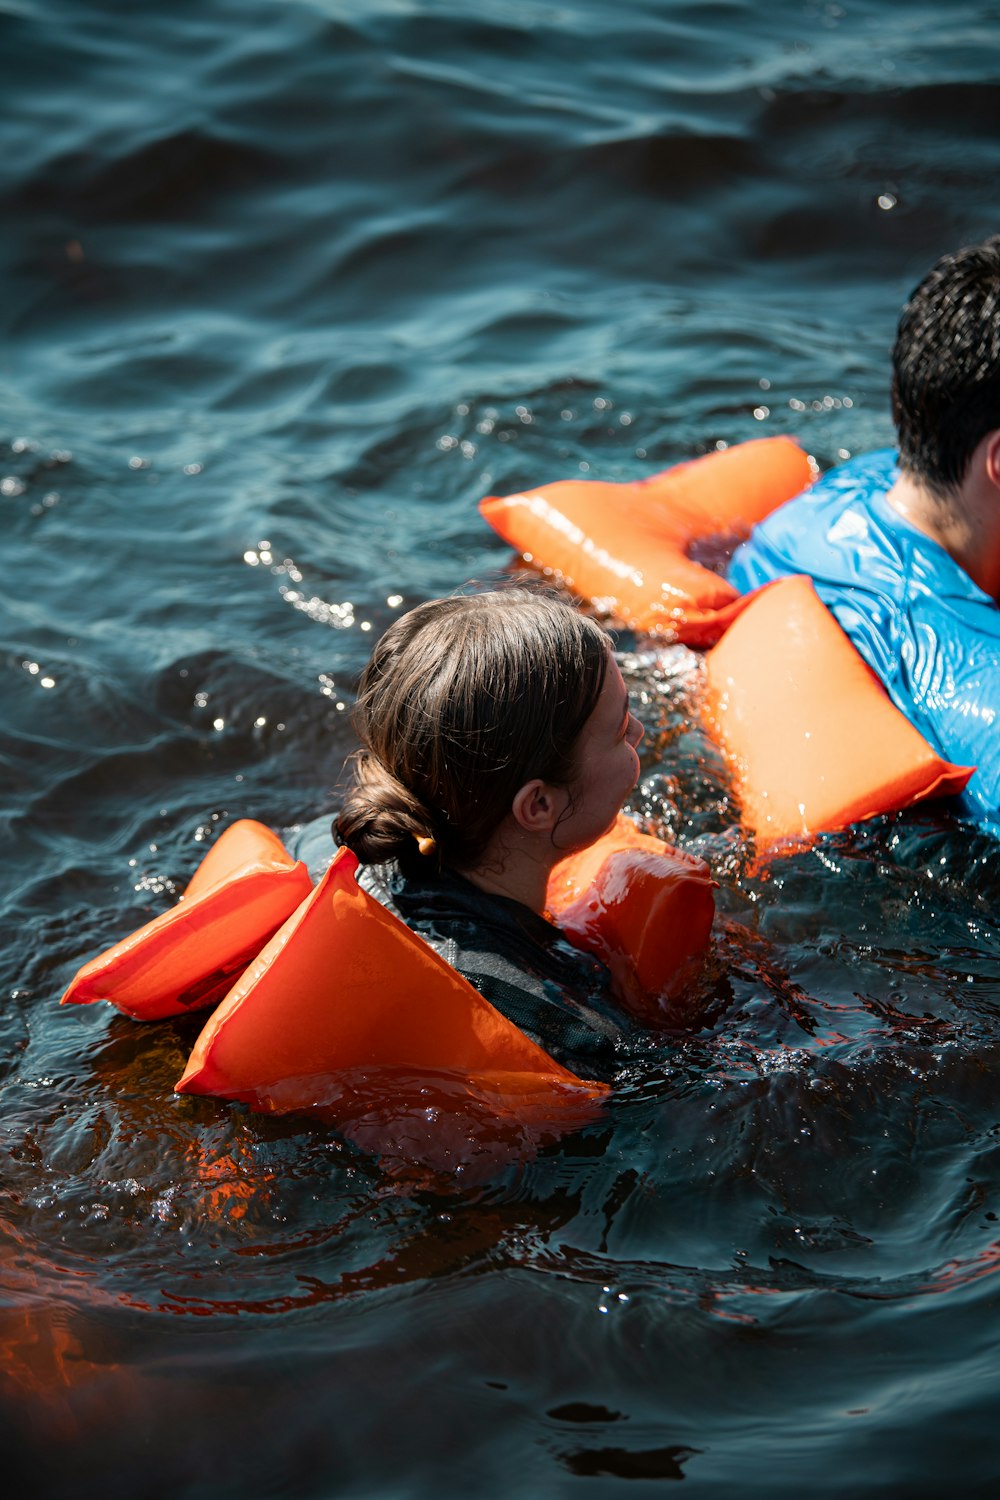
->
[60,819,313,1020]
[480,436,814,643]
[547,815,716,1025]
[176,847,608,1125]
[703,576,974,843]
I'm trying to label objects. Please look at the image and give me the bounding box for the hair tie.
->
[415,834,436,857]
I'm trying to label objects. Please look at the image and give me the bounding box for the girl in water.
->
[336,588,645,1080]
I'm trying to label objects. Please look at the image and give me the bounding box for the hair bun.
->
[337,750,438,866]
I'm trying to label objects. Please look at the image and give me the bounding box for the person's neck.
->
[887,463,1000,601]
[456,833,557,916]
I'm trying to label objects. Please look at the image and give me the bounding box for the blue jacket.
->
[728,448,1000,823]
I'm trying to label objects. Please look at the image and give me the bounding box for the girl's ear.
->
[510,779,568,833]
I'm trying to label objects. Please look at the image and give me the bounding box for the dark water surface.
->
[4,0,1000,1494]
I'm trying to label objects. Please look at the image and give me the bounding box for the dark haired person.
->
[728,236,1000,822]
[336,588,646,1079]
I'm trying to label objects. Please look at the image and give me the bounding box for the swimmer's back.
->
[359,857,632,1082]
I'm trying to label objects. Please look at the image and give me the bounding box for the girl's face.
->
[554,654,644,851]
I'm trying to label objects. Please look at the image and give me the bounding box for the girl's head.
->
[337,589,641,871]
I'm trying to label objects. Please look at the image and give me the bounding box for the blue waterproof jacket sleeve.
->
[728,449,1000,822]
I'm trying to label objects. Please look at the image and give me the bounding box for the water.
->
[3,0,1000,1493]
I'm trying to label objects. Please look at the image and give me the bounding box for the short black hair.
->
[891,236,1000,498]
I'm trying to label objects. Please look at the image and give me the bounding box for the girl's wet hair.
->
[336,588,610,869]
